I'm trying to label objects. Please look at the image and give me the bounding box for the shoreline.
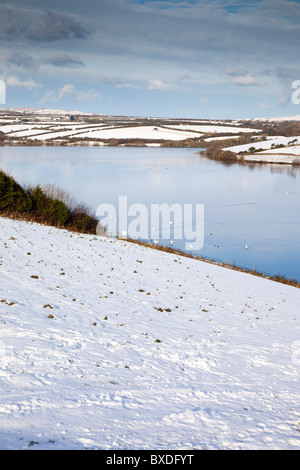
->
[124,237,300,289]
[199,149,300,166]
[2,141,300,165]
[2,212,298,288]
[1,108,300,165]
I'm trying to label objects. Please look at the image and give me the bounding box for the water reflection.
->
[0,146,299,281]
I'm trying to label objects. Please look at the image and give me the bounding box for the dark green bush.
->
[30,185,45,208]
[0,170,32,212]
[30,185,69,226]
[0,171,99,234]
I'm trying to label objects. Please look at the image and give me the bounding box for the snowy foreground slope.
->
[0,217,299,450]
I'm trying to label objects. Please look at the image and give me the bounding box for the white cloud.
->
[147,79,176,91]
[200,97,210,104]
[75,89,101,102]
[5,75,42,89]
[230,74,259,86]
[58,84,75,99]
[40,84,101,104]
[117,83,142,89]
[39,90,57,104]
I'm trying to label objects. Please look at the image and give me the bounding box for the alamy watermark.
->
[96,196,204,251]
[0,340,6,368]
[291,340,300,366]
[0,80,6,104]
[291,80,300,105]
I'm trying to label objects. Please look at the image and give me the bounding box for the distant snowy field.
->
[224,136,300,163]
[261,146,300,155]
[224,136,300,153]
[0,217,299,450]
[167,124,260,134]
[68,126,203,141]
[252,115,300,122]
[0,123,203,141]
[0,112,262,143]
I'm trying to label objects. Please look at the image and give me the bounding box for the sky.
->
[1,0,300,119]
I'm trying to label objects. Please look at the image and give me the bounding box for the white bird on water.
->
[245,244,248,250]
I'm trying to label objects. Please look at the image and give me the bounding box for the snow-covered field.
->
[204,136,241,142]
[260,145,300,156]
[0,110,263,144]
[2,108,92,117]
[0,123,204,142]
[65,125,203,141]
[0,217,299,450]
[242,154,300,164]
[224,136,300,154]
[223,136,300,164]
[167,125,260,134]
[252,115,300,122]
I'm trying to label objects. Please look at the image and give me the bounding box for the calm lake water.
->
[1,146,300,282]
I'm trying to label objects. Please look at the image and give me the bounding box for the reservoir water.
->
[0,146,299,282]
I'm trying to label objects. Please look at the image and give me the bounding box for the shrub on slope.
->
[0,171,99,234]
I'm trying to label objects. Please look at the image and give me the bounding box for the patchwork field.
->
[1,108,300,164]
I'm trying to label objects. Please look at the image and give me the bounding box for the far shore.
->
[2,108,300,165]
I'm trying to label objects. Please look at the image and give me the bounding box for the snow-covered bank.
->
[0,217,299,450]
[224,136,300,154]
[223,136,300,165]
[242,154,300,164]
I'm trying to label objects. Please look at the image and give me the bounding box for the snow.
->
[223,136,300,163]
[224,136,300,153]
[2,108,92,116]
[0,124,43,134]
[242,154,300,164]
[168,125,260,134]
[69,126,203,141]
[242,145,300,164]
[0,216,299,450]
[7,124,105,138]
[204,136,241,142]
[252,115,300,122]
[8,129,56,138]
[260,145,300,155]
[0,122,204,141]
[0,118,262,143]
[23,130,86,141]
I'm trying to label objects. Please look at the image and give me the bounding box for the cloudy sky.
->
[1,0,300,119]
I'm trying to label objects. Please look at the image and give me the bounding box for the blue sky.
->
[1,0,300,119]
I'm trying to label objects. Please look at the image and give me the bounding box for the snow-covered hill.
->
[0,108,262,146]
[0,217,299,450]
[252,115,300,122]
